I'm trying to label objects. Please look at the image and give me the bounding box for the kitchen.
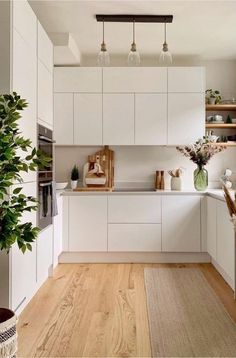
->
[0,1,236,357]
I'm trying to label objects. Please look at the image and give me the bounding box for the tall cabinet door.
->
[135,94,167,145]
[11,182,37,313]
[12,27,37,183]
[54,93,74,145]
[103,94,135,145]
[74,94,102,145]
[168,93,205,145]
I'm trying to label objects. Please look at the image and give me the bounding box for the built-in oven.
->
[38,124,54,230]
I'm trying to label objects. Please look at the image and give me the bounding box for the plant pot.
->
[0,308,17,358]
[209,97,216,105]
[171,177,182,191]
[70,180,78,190]
[194,166,208,191]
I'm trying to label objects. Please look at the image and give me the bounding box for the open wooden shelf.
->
[206,104,236,111]
[214,142,236,147]
[206,123,236,129]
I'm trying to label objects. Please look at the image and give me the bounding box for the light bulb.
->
[97,43,110,66]
[159,43,172,65]
[128,43,141,66]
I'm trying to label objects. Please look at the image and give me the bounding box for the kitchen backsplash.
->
[55,146,236,190]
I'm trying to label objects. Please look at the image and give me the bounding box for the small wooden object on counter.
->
[73,187,112,192]
[155,170,165,190]
[161,171,165,190]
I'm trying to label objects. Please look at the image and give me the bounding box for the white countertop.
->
[58,188,231,202]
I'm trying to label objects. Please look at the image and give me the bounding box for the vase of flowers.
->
[193,165,208,191]
[177,138,226,191]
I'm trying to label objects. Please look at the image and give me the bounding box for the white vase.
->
[70,180,78,190]
[209,97,216,105]
[171,177,182,191]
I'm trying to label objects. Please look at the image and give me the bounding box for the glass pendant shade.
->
[127,21,141,66]
[97,21,110,66]
[159,23,172,65]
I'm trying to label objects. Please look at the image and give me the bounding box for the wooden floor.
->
[17,263,236,358]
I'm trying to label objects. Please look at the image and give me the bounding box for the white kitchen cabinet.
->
[135,94,167,145]
[38,60,53,128]
[37,21,53,73]
[108,196,161,223]
[11,182,37,312]
[12,28,37,183]
[207,197,217,260]
[108,224,162,252]
[12,0,37,52]
[54,93,74,145]
[69,196,107,251]
[168,67,205,93]
[168,93,205,145]
[103,67,167,93]
[53,195,63,267]
[74,94,102,145]
[162,196,201,252]
[54,67,102,93]
[216,200,234,280]
[37,225,53,288]
[103,94,135,145]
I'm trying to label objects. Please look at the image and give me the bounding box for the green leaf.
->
[13,187,22,195]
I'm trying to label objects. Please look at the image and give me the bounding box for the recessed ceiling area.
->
[29,0,236,64]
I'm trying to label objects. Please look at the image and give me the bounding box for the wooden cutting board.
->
[86,146,114,189]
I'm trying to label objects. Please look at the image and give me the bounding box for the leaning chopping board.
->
[84,146,114,190]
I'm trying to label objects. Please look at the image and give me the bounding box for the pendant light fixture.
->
[159,22,172,65]
[127,20,141,66]
[97,20,110,66]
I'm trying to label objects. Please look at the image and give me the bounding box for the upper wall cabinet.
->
[37,21,53,73]
[135,94,167,145]
[103,94,135,145]
[54,67,102,93]
[168,93,205,145]
[168,67,205,93]
[103,67,167,93]
[74,94,102,145]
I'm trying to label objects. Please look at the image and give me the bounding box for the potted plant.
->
[176,137,226,191]
[70,165,79,190]
[0,93,51,357]
[205,89,221,105]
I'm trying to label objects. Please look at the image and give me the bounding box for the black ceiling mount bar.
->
[96,15,173,23]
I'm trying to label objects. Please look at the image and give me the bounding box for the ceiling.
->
[29,1,236,62]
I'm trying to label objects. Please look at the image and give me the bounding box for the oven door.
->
[38,180,53,230]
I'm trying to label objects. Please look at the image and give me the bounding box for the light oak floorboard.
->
[17,263,236,357]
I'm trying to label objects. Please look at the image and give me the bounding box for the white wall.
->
[55,145,236,190]
[55,60,236,189]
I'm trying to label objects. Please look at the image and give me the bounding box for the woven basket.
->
[0,309,17,358]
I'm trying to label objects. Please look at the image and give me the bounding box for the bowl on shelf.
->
[231,118,236,124]
[56,182,68,190]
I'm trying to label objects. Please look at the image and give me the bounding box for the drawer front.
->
[108,196,161,223]
[108,224,162,252]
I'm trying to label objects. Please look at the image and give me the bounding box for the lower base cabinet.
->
[162,196,201,252]
[69,196,107,251]
[216,200,234,281]
[37,225,53,288]
[108,224,162,252]
[53,194,63,266]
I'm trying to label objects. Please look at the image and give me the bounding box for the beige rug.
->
[144,268,236,357]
